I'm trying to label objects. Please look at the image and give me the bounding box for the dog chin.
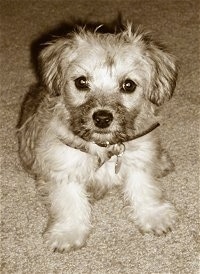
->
[77,126,133,145]
[89,131,123,145]
[77,129,114,145]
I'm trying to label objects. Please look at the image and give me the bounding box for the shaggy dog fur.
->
[18,23,178,252]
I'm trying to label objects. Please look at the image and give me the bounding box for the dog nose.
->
[92,110,113,128]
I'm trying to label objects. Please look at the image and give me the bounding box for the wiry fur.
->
[18,24,178,252]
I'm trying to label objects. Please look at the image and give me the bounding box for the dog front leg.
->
[45,181,91,252]
[124,170,177,235]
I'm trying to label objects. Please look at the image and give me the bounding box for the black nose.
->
[92,110,113,128]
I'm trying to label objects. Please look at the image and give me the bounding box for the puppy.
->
[18,23,178,252]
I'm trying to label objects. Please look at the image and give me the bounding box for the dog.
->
[18,23,178,252]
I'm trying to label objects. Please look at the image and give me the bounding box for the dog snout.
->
[92,110,113,128]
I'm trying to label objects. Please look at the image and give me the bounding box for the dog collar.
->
[61,122,160,174]
[92,122,160,174]
[93,122,160,174]
[92,122,160,147]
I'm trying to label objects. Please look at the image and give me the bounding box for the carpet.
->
[0,0,199,273]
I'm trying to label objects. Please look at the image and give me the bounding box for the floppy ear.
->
[145,42,178,106]
[123,25,178,106]
[39,37,73,96]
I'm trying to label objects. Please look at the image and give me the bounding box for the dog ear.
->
[125,25,178,106]
[39,38,73,96]
[145,42,178,106]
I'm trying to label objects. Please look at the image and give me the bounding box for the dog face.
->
[39,25,177,144]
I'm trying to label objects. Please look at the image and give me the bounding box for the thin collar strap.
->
[93,122,160,147]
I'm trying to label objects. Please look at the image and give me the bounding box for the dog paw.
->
[135,202,177,235]
[45,223,90,252]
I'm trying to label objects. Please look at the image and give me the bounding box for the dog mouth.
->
[73,121,160,146]
[75,126,132,145]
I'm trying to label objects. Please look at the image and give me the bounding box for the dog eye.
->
[74,76,89,90]
[121,79,137,93]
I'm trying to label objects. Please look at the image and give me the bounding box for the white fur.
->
[46,182,91,252]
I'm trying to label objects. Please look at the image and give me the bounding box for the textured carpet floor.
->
[0,0,199,273]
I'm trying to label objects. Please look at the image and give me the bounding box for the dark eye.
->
[121,79,137,93]
[74,76,89,90]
